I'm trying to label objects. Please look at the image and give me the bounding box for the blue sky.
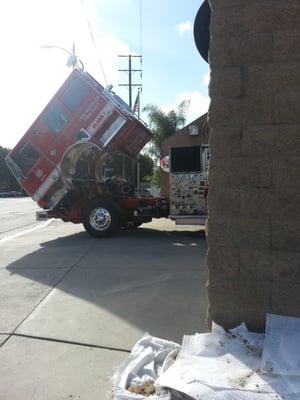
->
[0,0,209,148]
[94,0,209,105]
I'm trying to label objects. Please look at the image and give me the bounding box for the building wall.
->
[160,116,209,197]
[207,0,300,331]
[160,171,170,198]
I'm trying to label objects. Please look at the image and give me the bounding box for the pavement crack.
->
[0,332,131,353]
[0,334,12,349]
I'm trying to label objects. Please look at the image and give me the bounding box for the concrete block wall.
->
[207,0,300,332]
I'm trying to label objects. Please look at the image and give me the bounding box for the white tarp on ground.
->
[156,317,300,400]
[112,334,181,400]
[261,314,300,376]
[112,314,300,400]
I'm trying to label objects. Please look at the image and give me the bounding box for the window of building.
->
[171,146,201,173]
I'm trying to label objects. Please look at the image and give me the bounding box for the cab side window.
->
[43,104,69,134]
[61,78,91,112]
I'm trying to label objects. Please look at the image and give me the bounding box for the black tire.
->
[83,200,121,238]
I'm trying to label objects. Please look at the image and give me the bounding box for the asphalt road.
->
[0,197,42,238]
[0,199,209,399]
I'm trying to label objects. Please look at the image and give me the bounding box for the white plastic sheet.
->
[261,314,300,376]
[156,321,300,400]
[112,334,180,400]
[112,315,300,400]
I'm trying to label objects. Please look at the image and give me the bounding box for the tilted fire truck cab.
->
[6,68,208,237]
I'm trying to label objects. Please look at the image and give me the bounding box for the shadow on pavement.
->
[6,225,209,345]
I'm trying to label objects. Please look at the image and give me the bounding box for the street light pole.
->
[40,45,84,70]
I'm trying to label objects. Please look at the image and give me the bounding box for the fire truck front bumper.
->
[36,210,49,221]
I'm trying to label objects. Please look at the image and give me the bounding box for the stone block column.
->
[207,0,300,331]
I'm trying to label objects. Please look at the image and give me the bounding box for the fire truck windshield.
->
[12,143,40,176]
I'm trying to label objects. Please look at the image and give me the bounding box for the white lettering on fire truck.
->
[35,169,43,178]
[79,95,101,122]
[87,104,114,135]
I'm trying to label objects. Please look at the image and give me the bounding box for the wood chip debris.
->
[127,380,156,396]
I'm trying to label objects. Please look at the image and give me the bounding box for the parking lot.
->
[0,198,208,399]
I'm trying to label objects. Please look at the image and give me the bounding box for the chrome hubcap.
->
[89,207,111,231]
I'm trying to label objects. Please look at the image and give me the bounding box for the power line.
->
[139,0,143,112]
[139,0,143,57]
[81,0,108,85]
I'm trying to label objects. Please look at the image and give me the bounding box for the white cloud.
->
[203,72,210,87]
[0,0,132,148]
[175,20,192,36]
[161,90,210,124]
[0,1,207,150]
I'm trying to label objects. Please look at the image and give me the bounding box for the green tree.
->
[139,154,154,182]
[0,146,20,191]
[143,100,189,162]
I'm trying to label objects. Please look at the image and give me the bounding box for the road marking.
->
[0,219,53,243]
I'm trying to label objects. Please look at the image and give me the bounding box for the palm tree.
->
[143,100,189,162]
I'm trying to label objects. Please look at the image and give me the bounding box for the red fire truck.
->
[6,67,171,237]
[6,67,208,237]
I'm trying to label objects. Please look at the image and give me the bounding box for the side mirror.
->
[194,0,211,63]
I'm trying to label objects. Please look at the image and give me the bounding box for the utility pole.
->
[118,55,143,187]
[118,54,142,110]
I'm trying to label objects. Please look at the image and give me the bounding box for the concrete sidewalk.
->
[0,219,208,399]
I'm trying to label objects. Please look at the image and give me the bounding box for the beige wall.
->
[207,0,300,331]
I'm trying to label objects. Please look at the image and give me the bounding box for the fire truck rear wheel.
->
[83,200,121,238]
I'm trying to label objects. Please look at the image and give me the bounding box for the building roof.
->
[162,113,209,156]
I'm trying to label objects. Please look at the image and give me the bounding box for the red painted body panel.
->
[6,68,152,210]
